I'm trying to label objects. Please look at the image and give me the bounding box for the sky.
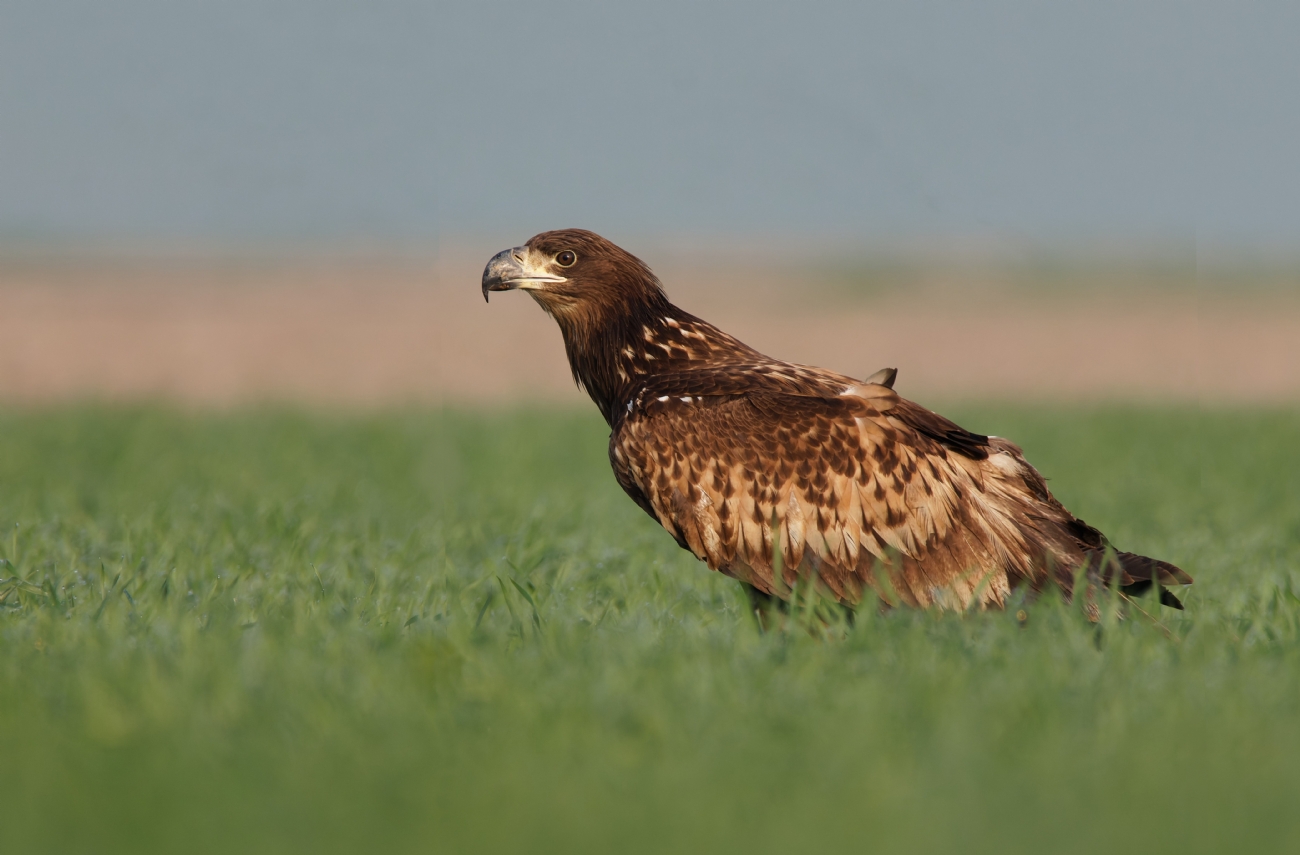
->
[1,1,1296,249]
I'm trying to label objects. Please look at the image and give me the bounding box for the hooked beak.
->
[481,246,567,302]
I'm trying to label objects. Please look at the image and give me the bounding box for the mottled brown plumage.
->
[482,229,1192,617]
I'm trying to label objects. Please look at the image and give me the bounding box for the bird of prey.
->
[482,229,1191,621]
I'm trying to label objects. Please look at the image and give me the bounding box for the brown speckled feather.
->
[612,382,1090,608]
[482,229,1192,612]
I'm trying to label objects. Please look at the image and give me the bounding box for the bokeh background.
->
[2,1,1297,406]
[5,7,1300,854]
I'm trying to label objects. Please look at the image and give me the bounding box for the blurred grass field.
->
[1,404,1298,854]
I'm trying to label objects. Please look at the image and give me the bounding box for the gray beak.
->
[481,246,568,302]
[481,247,527,302]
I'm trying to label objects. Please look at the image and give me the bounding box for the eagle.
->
[482,229,1191,621]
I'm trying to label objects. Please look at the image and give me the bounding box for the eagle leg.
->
[740,582,857,633]
[741,582,787,634]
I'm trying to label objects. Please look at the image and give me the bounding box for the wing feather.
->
[611,385,1107,610]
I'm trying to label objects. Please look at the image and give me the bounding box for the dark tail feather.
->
[1076,549,1192,609]
[1106,550,1193,609]
[1119,580,1187,609]
[1114,551,1193,586]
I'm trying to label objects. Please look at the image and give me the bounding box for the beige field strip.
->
[1,252,1297,406]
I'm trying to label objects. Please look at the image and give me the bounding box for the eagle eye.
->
[555,250,576,267]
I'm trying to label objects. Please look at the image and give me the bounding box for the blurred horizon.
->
[3,2,1297,253]
[3,2,1296,407]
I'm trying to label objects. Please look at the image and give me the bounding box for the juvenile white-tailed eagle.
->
[482,229,1191,619]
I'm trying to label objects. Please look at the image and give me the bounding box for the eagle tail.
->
[1079,549,1192,610]
[1114,551,1192,609]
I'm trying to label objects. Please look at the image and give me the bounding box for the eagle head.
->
[481,229,666,321]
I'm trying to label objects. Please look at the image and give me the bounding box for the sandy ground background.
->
[1,246,1296,408]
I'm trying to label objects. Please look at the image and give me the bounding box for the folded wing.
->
[611,384,1111,609]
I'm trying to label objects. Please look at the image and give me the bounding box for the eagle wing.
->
[610,381,1092,609]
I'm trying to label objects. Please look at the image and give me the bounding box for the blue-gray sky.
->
[1,1,1296,247]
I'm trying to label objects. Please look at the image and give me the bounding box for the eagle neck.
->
[556,298,757,427]
[554,297,661,426]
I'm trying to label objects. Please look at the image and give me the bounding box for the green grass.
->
[1,404,1297,854]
